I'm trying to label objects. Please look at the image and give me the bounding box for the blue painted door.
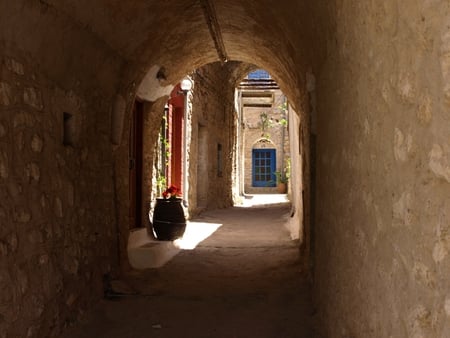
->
[252,149,276,187]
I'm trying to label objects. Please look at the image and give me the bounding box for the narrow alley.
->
[62,198,314,338]
[2,1,449,337]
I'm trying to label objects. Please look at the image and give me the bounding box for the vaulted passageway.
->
[1,1,449,337]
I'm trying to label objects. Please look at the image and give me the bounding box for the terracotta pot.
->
[277,182,287,194]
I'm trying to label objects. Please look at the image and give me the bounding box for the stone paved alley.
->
[62,198,314,338]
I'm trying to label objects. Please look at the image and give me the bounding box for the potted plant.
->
[274,171,288,193]
[274,158,290,193]
[152,185,186,240]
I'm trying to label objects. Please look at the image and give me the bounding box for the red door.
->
[167,85,185,194]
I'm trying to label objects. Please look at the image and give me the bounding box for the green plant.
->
[259,112,273,138]
[274,157,291,184]
[277,101,288,127]
[278,118,288,127]
[278,101,288,113]
[270,169,288,186]
[273,171,288,184]
[156,173,166,196]
[159,125,171,166]
[284,157,291,179]
[259,100,288,137]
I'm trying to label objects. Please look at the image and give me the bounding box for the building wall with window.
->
[242,90,290,194]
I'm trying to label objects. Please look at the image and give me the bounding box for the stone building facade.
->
[188,63,238,213]
[239,84,290,194]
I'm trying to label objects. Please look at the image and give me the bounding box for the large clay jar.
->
[152,198,186,240]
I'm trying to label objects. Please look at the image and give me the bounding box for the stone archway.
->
[114,59,310,272]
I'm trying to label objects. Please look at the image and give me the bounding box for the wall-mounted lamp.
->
[180,77,193,93]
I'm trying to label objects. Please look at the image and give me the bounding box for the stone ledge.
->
[127,228,180,269]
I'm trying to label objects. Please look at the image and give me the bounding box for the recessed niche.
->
[63,112,75,146]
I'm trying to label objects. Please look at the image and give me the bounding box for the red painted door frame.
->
[168,84,185,194]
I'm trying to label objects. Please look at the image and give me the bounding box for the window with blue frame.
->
[252,149,276,187]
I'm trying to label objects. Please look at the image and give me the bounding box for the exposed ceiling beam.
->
[199,0,228,63]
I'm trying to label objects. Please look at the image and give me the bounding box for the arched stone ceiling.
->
[42,0,326,108]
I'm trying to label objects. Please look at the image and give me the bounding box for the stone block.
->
[412,262,436,288]
[441,18,450,105]
[433,241,448,263]
[0,82,12,106]
[13,112,34,128]
[67,183,74,207]
[24,163,40,182]
[27,230,43,244]
[408,305,433,338]
[14,130,25,151]
[429,144,450,183]
[417,92,433,125]
[445,297,450,317]
[7,233,18,252]
[16,269,28,294]
[23,87,43,110]
[5,59,25,76]
[397,71,417,103]
[0,124,6,138]
[38,254,49,265]
[0,159,8,179]
[0,242,7,257]
[394,128,412,162]
[54,197,63,218]
[14,210,31,223]
[31,134,43,152]
[40,194,47,209]
[7,181,22,200]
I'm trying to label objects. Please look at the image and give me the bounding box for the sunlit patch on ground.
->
[238,194,289,207]
[128,194,290,268]
[174,221,222,250]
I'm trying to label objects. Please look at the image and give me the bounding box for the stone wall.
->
[189,63,237,213]
[314,1,450,337]
[0,1,124,336]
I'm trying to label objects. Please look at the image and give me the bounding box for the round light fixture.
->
[180,77,193,92]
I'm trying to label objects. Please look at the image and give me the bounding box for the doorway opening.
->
[235,69,292,196]
[129,100,144,229]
